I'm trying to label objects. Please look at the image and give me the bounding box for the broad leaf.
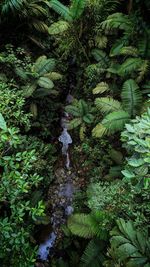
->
[121,79,142,116]
[48,20,69,35]
[0,113,7,131]
[37,77,54,89]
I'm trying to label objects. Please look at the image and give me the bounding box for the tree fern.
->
[121,79,142,117]
[95,97,121,114]
[81,239,105,267]
[102,110,130,135]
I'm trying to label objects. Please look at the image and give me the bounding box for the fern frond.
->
[50,0,72,21]
[119,46,138,56]
[68,214,96,238]
[70,0,86,20]
[95,35,108,49]
[95,97,121,114]
[136,60,149,83]
[32,20,48,33]
[121,79,142,117]
[91,49,109,67]
[81,239,105,267]
[118,58,143,76]
[65,105,80,117]
[101,13,133,33]
[102,110,130,134]
[93,82,109,95]
[92,123,107,138]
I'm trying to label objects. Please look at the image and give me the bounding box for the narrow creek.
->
[37,93,74,262]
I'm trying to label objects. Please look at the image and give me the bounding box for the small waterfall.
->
[37,94,74,262]
[58,127,72,169]
[37,232,56,261]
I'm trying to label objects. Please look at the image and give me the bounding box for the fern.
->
[95,97,121,114]
[137,60,149,83]
[68,214,96,238]
[121,79,142,117]
[101,12,133,33]
[68,211,110,239]
[81,239,105,267]
[118,58,143,76]
[50,0,72,21]
[91,49,109,67]
[92,82,110,95]
[102,110,130,135]
[92,123,107,138]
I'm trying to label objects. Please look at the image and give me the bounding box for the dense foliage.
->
[0,0,150,266]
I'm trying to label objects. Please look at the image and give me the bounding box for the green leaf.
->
[50,0,73,21]
[0,113,7,131]
[37,77,54,89]
[92,82,109,95]
[48,20,69,35]
[33,56,56,75]
[102,110,130,134]
[92,123,107,138]
[22,84,37,97]
[95,97,121,114]
[118,58,142,76]
[70,0,86,20]
[68,214,95,238]
[91,49,109,65]
[121,79,142,116]
[83,114,94,124]
[68,118,82,129]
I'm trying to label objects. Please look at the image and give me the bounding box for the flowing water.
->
[37,95,74,261]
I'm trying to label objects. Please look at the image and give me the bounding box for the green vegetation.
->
[0,0,150,266]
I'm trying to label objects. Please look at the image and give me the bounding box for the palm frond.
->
[102,110,130,134]
[1,0,24,14]
[101,12,133,33]
[95,97,121,114]
[50,0,73,21]
[121,79,142,117]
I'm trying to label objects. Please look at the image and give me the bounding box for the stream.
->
[37,94,74,262]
